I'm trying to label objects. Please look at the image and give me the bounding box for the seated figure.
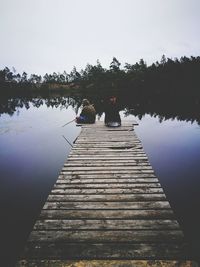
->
[76,99,96,124]
[104,96,121,127]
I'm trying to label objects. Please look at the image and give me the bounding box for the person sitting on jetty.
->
[104,95,121,127]
[76,99,96,124]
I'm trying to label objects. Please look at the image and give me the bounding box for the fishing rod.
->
[62,118,76,127]
[62,135,73,147]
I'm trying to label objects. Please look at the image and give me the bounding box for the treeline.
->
[0,55,200,88]
[1,55,200,96]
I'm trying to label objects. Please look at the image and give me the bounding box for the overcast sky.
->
[1,0,200,75]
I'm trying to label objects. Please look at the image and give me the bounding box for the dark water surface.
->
[0,101,200,265]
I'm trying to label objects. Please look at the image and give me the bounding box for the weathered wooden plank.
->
[53,183,161,189]
[68,156,148,160]
[79,133,137,135]
[80,131,136,134]
[43,201,170,210]
[47,194,166,202]
[80,130,135,132]
[28,230,184,243]
[65,159,149,163]
[21,242,188,260]
[56,178,159,183]
[50,188,163,194]
[39,209,175,220]
[72,147,142,150]
[69,152,147,156]
[81,124,136,127]
[81,129,134,132]
[58,173,157,179]
[77,138,138,141]
[62,166,154,170]
[81,125,134,128]
[72,144,141,148]
[62,167,154,174]
[76,140,141,143]
[73,150,143,153]
[67,157,149,161]
[70,151,144,155]
[71,148,143,151]
[74,140,141,143]
[64,162,151,167]
[72,144,142,147]
[81,121,138,125]
[61,171,155,175]
[67,157,147,161]
[80,129,136,132]
[76,139,137,142]
[78,132,138,135]
[72,145,142,148]
[77,133,138,136]
[79,132,137,134]
[69,153,147,156]
[17,260,194,266]
[67,156,147,160]
[77,139,138,142]
[33,219,180,231]
[81,127,134,130]
[80,128,135,130]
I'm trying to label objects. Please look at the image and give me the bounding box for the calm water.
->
[0,101,200,265]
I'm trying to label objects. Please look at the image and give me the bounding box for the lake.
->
[0,98,200,265]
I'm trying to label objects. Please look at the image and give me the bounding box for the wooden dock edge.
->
[17,260,198,267]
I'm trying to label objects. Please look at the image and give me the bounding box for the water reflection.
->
[0,95,79,117]
[0,102,81,266]
[0,93,200,125]
[134,115,200,260]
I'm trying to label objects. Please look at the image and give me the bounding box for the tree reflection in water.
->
[0,92,200,125]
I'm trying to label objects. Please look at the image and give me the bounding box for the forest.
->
[0,55,200,95]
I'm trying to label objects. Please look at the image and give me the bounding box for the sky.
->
[0,0,200,75]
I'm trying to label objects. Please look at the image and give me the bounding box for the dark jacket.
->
[104,102,121,124]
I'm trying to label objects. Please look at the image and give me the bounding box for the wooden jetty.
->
[18,121,190,266]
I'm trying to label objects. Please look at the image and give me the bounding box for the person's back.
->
[81,104,96,123]
[76,99,96,124]
[104,96,121,126]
